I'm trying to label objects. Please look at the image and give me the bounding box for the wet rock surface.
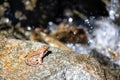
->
[0,35,116,80]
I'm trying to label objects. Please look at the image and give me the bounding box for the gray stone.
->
[0,35,115,80]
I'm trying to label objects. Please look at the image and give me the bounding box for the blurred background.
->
[0,0,120,79]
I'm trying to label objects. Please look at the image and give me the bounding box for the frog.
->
[25,45,49,66]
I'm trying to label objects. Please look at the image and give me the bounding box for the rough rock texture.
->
[0,35,115,80]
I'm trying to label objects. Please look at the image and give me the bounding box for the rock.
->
[0,35,115,80]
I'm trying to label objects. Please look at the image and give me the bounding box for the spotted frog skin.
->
[25,46,49,66]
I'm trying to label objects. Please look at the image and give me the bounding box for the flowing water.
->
[66,0,120,66]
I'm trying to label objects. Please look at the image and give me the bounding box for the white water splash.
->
[66,43,91,54]
[90,19,119,50]
[67,0,120,66]
[107,0,120,20]
[90,18,120,64]
[67,18,120,66]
